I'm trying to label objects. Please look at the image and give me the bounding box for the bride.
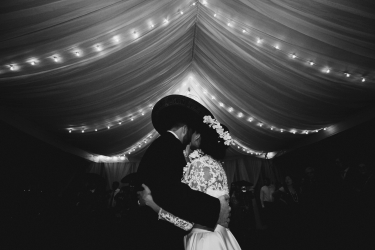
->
[140,116,241,250]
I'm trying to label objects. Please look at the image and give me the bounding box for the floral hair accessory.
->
[203,116,233,146]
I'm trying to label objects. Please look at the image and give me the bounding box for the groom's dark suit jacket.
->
[135,132,220,249]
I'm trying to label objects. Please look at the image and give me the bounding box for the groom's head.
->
[169,122,194,147]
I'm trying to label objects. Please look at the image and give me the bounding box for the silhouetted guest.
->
[300,167,326,246]
[229,184,256,248]
[260,178,275,228]
[353,163,372,193]
[108,181,120,208]
[274,175,301,245]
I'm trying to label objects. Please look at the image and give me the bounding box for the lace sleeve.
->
[188,160,212,193]
[158,208,194,231]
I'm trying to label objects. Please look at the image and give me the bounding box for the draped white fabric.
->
[0,0,375,159]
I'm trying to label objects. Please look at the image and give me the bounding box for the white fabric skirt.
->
[184,225,241,250]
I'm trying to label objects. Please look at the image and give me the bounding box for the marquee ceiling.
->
[1,0,375,161]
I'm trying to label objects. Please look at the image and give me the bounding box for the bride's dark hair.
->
[196,123,230,160]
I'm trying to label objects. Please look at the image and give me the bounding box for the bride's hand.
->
[137,184,154,206]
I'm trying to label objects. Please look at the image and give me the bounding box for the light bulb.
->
[345,73,350,77]
[242,29,246,33]
[107,126,110,129]
[257,38,262,44]
[150,24,154,28]
[30,61,36,65]
[227,23,230,26]
[69,130,72,133]
[362,77,365,82]
[228,108,233,112]
[280,129,283,132]
[9,64,14,70]
[82,130,84,133]
[219,103,224,107]
[238,113,243,117]
[275,45,279,50]
[309,61,314,66]
[214,13,216,17]
[95,129,97,131]
[180,11,183,15]
[193,2,196,5]
[291,54,296,59]
[75,51,80,56]
[142,113,144,115]
[248,118,253,122]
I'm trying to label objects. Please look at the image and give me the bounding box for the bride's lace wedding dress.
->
[158,149,241,250]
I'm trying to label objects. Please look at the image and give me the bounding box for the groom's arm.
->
[138,137,220,228]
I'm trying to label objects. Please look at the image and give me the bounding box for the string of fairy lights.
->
[2,0,371,160]
[177,80,329,135]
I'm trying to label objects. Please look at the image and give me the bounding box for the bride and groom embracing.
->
[135,95,241,250]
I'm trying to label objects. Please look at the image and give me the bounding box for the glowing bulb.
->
[258,123,263,127]
[69,130,72,133]
[257,38,262,44]
[150,24,154,28]
[164,19,169,24]
[95,129,97,131]
[180,11,183,15]
[53,56,58,62]
[119,122,122,125]
[228,108,233,112]
[324,127,327,130]
[345,73,350,77]
[107,126,110,129]
[9,64,14,70]
[95,44,102,51]
[291,130,296,134]
[82,130,84,133]
[131,118,134,121]
[227,23,230,26]
[362,77,365,82]
[309,61,314,66]
[325,68,330,73]
[113,36,120,43]
[219,102,224,107]
[139,145,141,148]
[203,90,207,94]
[275,45,279,50]
[75,51,80,56]
[142,112,144,116]
[248,118,253,122]
[291,54,296,59]
[193,2,196,5]
[211,96,215,100]
[271,127,274,130]
[242,29,246,33]
[214,13,217,17]
[238,113,243,117]
[30,61,36,65]
[280,129,284,132]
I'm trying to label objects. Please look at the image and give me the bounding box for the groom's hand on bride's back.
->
[217,195,231,228]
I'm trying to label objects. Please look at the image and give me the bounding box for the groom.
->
[135,95,230,250]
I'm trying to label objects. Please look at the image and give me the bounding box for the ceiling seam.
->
[191,2,199,64]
